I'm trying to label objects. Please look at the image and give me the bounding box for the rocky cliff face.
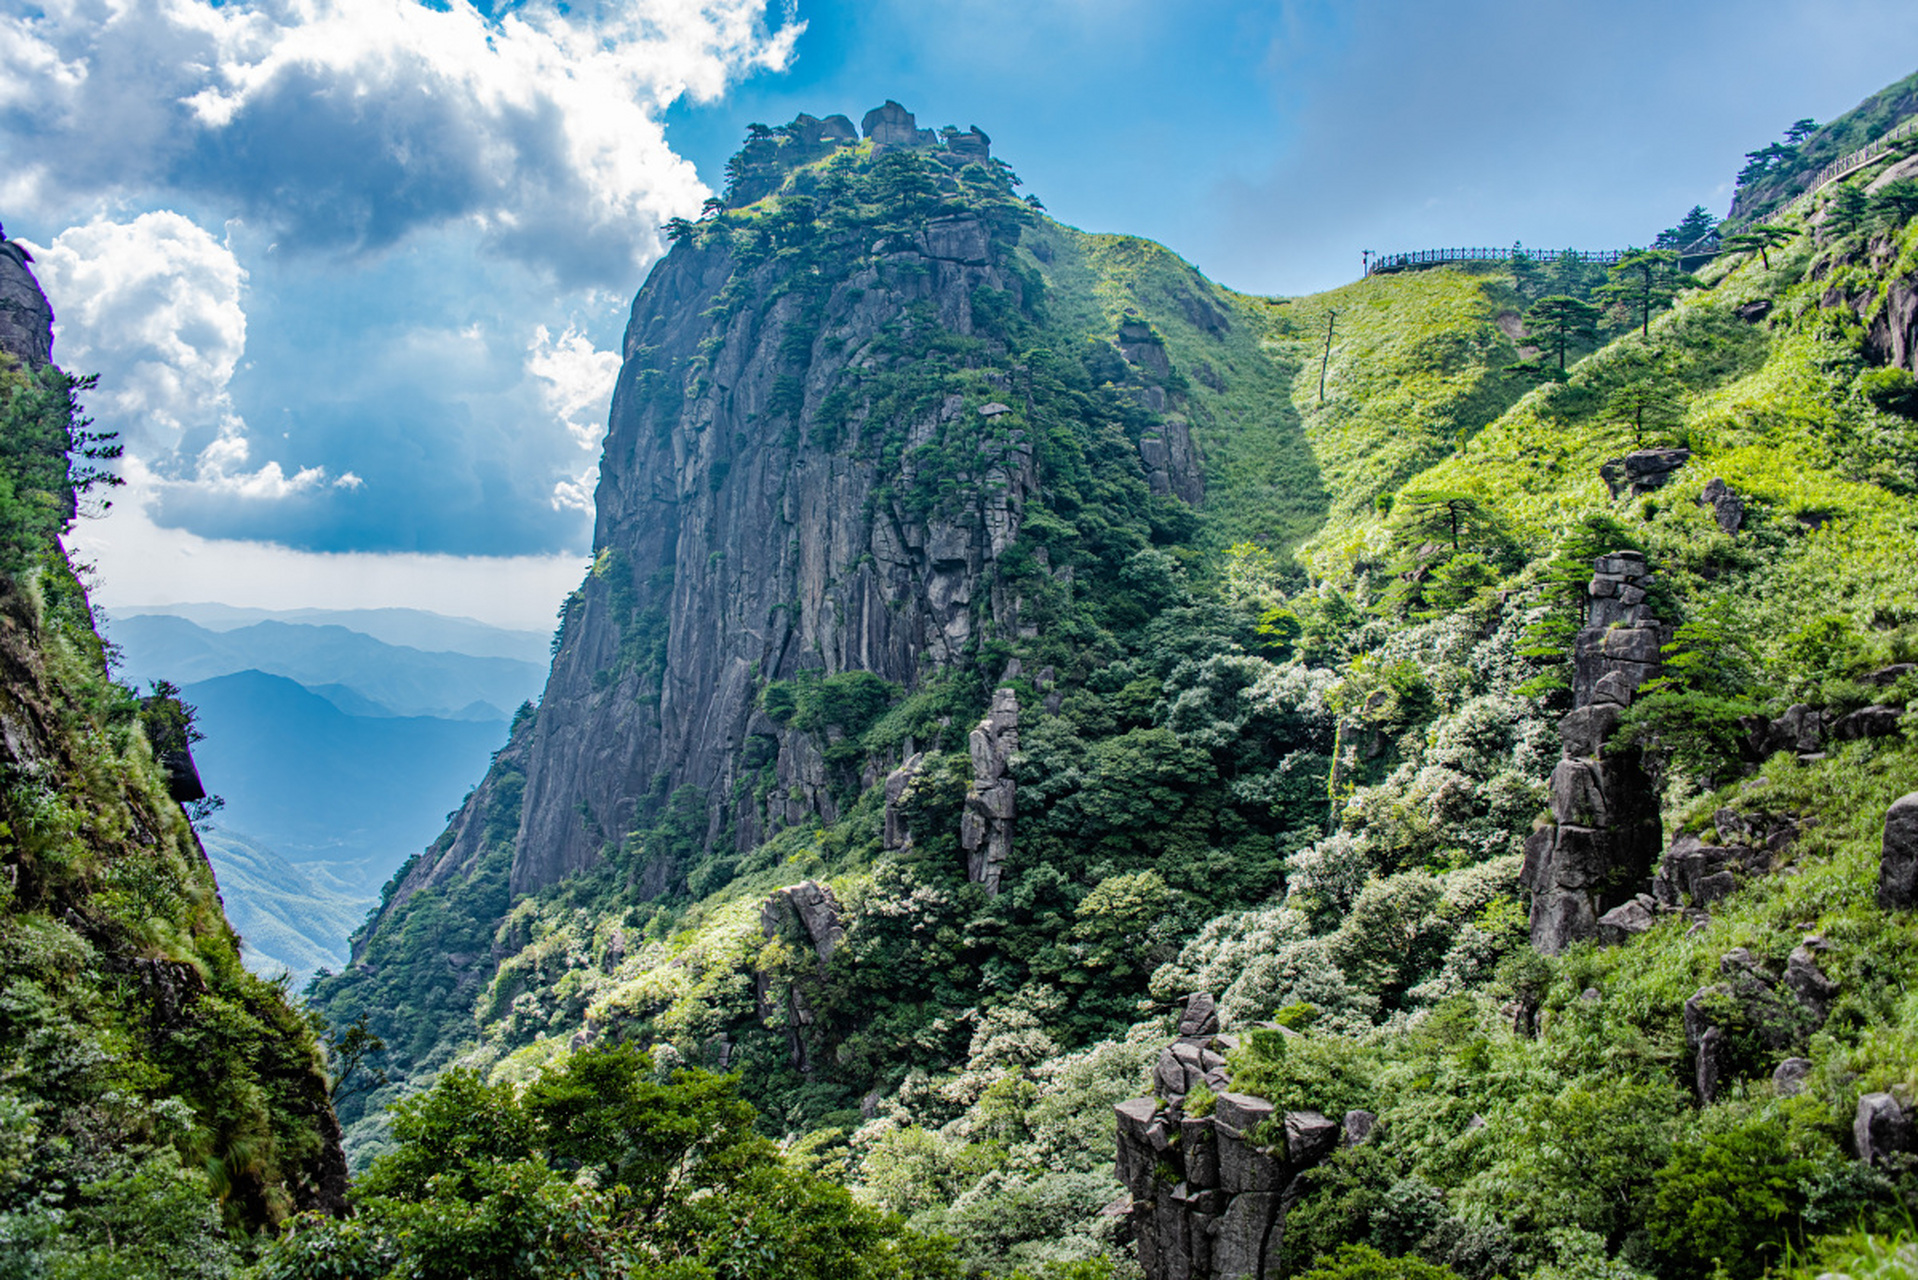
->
[0,248,346,1255]
[507,104,1137,897]
[1115,995,1364,1280]
[0,230,54,366]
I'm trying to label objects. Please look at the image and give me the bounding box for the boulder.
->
[1784,944,1839,1019]
[1283,1111,1340,1165]
[1698,477,1745,535]
[1549,758,1610,826]
[1879,792,1918,910]
[1179,992,1221,1038]
[1600,448,1692,499]
[1591,671,1640,707]
[1832,705,1904,741]
[1342,1109,1378,1146]
[1213,1092,1274,1136]
[862,100,922,147]
[1772,1057,1813,1098]
[1596,898,1655,942]
[946,125,991,159]
[1854,1092,1914,1167]
[1556,704,1622,760]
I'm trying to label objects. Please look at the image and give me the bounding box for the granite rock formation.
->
[1599,448,1691,499]
[508,108,1063,898]
[1521,552,1667,952]
[0,231,53,367]
[1682,943,1833,1102]
[1115,995,1366,1280]
[961,686,1018,893]
[756,879,846,1074]
[1854,1091,1915,1167]
[1878,791,1918,909]
[1698,477,1745,534]
[1652,807,1799,912]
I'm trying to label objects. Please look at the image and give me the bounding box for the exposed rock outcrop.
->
[0,231,53,367]
[1879,791,1918,909]
[757,880,846,1073]
[1600,448,1691,499]
[1116,994,1362,1280]
[961,687,1018,894]
[1652,807,1798,911]
[863,100,940,150]
[1698,477,1745,534]
[509,108,1063,897]
[1854,1091,1915,1167]
[1683,944,1833,1102]
[1864,268,1918,375]
[1522,553,1667,953]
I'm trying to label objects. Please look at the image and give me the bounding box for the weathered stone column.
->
[962,687,1018,894]
[1521,552,1667,953]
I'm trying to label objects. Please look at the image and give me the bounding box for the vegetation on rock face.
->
[302,85,1918,1280]
[0,354,345,1273]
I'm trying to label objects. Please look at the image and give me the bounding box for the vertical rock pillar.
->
[1522,552,1667,953]
[962,687,1018,895]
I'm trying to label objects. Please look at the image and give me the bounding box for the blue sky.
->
[1,0,1914,627]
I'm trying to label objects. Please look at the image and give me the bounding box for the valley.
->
[3,61,1918,1280]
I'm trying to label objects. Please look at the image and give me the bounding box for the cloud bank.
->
[4,0,801,285]
[4,0,796,596]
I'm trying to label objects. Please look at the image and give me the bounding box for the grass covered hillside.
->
[302,93,1918,1280]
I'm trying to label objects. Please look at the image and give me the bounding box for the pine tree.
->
[1597,249,1695,338]
[1602,347,1686,448]
[1655,205,1718,252]
[1719,223,1798,270]
[1521,295,1601,374]
[1825,184,1870,237]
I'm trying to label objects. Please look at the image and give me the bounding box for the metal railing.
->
[1361,115,1918,280]
[1776,115,1918,217]
[1364,246,1632,276]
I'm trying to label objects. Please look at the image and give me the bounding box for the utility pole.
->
[1319,310,1339,403]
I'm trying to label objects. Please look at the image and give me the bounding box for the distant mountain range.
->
[182,669,511,880]
[108,613,546,721]
[103,604,553,982]
[200,829,373,980]
[109,602,551,664]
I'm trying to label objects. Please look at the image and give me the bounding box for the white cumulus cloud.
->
[28,211,334,500]
[527,324,623,452]
[3,0,802,284]
[31,212,248,447]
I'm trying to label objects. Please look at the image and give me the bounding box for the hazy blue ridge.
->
[199,828,374,982]
[107,613,545,718]
[182,669,508,894]
[107,602,553,663]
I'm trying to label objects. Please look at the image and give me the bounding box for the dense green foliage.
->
[311,99,1918,1280]
[255,1048,959,1280]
